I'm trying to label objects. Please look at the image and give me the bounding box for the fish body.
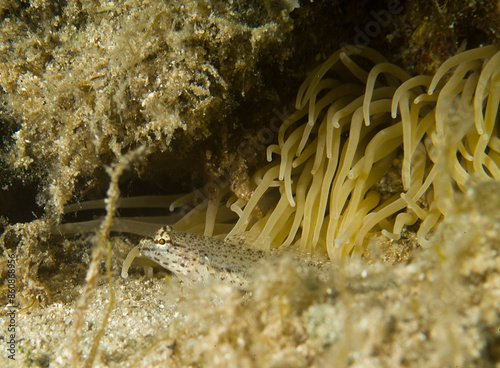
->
[137,226,267,288]
[127,225,333,288]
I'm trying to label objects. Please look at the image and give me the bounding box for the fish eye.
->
[157,238,166,245]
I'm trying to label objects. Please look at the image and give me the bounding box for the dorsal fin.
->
[224,229,271,251]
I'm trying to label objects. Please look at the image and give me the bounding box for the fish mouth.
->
[138,238,155,252]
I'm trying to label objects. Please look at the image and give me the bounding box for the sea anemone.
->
[225,44,500,262]
[59,44,500,264]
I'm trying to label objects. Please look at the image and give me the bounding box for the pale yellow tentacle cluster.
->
[226,45,500,262]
